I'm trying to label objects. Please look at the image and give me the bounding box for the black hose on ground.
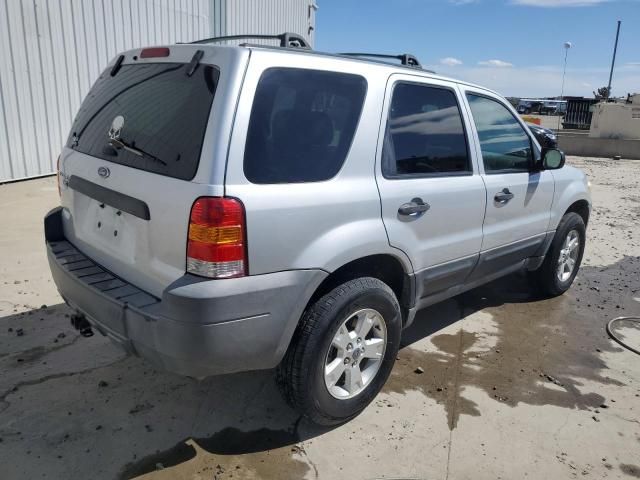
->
[606,316,640,356]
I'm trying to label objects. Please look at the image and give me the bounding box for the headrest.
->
[272,110,296,145]
[271,110,333,147]
[304,111,333,147]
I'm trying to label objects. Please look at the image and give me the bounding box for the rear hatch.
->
[58,45,248,298]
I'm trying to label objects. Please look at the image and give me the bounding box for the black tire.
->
[276,277,402,426]
[532,212,586,297]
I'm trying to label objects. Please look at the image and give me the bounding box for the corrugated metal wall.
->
[0,0,315,182]
[211,0,316,46]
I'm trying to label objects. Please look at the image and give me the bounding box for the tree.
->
[593,86,610,100]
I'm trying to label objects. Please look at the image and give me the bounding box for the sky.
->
[315,0,640,98]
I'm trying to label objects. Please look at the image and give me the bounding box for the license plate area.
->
[94,202,126,242]
[73,192,142,264]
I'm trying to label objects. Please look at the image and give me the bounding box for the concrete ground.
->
[1,157,639,480]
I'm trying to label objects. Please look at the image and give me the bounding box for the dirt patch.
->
[621,464,640,478]
[6,334,81,366]
[120,426,312,480]
[384,257,638,429]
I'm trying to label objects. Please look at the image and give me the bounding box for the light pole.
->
[606,20,622,100]
[558,41,572,131]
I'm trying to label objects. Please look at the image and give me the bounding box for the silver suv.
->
[45,34,591,425]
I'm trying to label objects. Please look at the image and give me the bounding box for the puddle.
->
[386,330,481,429]
[384,257,638,429]
[120,426,312,480]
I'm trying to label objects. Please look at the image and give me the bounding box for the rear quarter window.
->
[243,68,367,184]
[67,63,219,180]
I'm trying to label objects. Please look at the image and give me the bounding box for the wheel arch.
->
[548,167,591,231]
[564,199,590,226]
[307,254,415,324]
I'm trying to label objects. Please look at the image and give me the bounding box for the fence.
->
[562,99,599,130]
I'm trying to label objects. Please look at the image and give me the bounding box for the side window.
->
[243,68,367,184]
[466,93,533,174]
[382,82,470,178]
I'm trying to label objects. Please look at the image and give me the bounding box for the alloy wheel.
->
[557,229,580,282]
[323,308,387,400]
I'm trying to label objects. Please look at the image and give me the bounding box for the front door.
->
[376,76,486,304]
[461,88,554,279]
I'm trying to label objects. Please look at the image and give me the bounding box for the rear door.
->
[223,50,396,278]
[376,75,486,304]
[460,88,554,279]
[58,46,249,297]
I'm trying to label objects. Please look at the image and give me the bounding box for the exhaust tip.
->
[80,327,94,337]
[71,313,94,337]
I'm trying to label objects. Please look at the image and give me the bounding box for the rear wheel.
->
[276,277,402,426]
[532,212,586,297]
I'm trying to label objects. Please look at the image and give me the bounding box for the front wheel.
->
[531,212,586,297]
[276,277,402,426]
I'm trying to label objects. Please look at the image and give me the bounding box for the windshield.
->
[67,62,219,180]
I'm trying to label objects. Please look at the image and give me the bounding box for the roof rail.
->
[190,32,310,49]
[339,52,422,68]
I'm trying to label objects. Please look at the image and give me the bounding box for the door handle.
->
[398,198,431,216]
[494,188,514,204]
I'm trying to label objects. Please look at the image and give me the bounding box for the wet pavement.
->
[1,157,639,479]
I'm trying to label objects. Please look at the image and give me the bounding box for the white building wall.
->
[214,0,316,46]
[589,94,640,140]
[0,0,315,182]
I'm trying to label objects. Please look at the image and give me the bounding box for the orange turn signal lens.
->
[188,224,242,244]
[187,197,247,279]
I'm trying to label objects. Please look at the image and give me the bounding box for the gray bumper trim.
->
[45,207,327,377]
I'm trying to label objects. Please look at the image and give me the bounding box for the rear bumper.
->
[45,207,327,377]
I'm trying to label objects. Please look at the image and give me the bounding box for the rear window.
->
[67,62,219,180]
[243,68,367,184]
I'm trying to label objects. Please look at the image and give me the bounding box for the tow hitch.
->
[70,313,94,337]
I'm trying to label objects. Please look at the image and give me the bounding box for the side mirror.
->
[542,148,565,170]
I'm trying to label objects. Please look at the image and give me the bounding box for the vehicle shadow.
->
[0,273,535,479]
[1,259,633,479]
[401,269,543,347]
[0,302,326,479]
[117,273,544,478]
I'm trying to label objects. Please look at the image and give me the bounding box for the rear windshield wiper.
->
[109,138,167,166]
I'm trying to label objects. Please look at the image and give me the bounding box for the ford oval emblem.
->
[98,166,110,178]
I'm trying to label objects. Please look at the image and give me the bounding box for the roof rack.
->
[339,52,422,68]
[190,32,310,49]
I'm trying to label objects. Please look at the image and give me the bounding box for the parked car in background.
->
[527,122,558,149]
[517,100,543,114]
[45,34,591,426]
[540,100,567,116]
[518,99,567,116]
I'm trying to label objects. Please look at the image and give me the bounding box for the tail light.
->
[56,154,61,197]
[186,197,247,279]
[140,47,170,58]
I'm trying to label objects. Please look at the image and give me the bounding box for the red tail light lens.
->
[140,47,170,58]
[186,197,247,278]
